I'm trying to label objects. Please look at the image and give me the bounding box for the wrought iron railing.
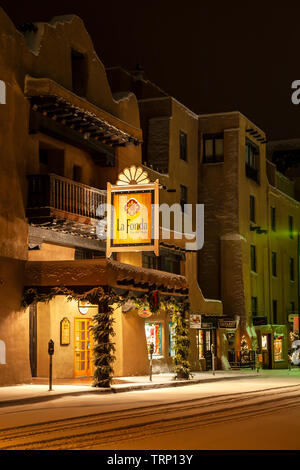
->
[27,173,107,220]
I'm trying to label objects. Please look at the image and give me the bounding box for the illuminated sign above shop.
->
[138,306,152,318]
[106,166,159,257]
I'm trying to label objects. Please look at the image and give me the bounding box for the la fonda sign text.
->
[106,167,159,257]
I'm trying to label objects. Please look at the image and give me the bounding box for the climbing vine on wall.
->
[171,300,191,380]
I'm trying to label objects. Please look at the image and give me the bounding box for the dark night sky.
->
[1,1,300,140]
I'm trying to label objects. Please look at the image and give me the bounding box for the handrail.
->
[27,173,107,220]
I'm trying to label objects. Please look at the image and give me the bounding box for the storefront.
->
[190,314,218,371]
[254,324,288,369]
[23,258,189,380]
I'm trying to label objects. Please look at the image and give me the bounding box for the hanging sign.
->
[60,318,70,346]
[106,166,159,257]
[190,314,202,329]
[138,306,152,318]
[218,320,237,329]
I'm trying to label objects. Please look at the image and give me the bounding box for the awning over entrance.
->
[24,259,188,296]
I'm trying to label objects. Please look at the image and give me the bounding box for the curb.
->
[0,374,258,408]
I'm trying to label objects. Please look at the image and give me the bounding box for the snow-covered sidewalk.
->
[0,368,299,408]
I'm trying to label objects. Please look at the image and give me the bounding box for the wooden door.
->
[74,318,93,377]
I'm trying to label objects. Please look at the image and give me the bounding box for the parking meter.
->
[211,343,215,375]
[48,339,54,356]
[149,342,154,382]
[48,340,54,391]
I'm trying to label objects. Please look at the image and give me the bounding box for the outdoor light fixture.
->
[78,300,98,315]
[160,185,177,192]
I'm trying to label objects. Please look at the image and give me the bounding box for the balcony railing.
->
[27,173,107,223]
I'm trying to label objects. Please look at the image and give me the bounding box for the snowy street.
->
[0,371,300,450]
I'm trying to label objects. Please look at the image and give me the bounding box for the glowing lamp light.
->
[78,300,98,315]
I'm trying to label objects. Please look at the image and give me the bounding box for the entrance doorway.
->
[74,318,93,377]
[197,329,216,370]
[261,333,272,368]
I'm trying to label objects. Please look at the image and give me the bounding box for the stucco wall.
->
[0,258,31,385]
[0,8,144,385]
[35,295,175,379]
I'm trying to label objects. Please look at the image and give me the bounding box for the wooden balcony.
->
[26,174,107,237]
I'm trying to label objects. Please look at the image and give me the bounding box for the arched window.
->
[0,340,6,364]
[0,80,6,104]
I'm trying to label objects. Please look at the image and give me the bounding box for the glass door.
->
[74,318,93,377]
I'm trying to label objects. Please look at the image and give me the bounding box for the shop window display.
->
[274,337,283,361]
[169,322,176,357]
[197,330,204,359]
[145,323,162,356]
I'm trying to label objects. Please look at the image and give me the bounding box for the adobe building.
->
[107,66,223,372]
[198,112,300,369]
[0,10,222,386]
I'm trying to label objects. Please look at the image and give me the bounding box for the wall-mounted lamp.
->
[160,185,177,192]
[78,300,98,315]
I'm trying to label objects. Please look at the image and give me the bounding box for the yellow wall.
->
[28,243,75,261]
[36,296,175,379]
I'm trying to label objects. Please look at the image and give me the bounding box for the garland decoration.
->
[171,299,191,380]
[92,298,116,388]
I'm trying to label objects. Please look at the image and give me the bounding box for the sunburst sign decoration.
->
[116,166,150,186]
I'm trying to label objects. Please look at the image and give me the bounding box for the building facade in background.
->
[198,113,300,369]
[108,68,300,371]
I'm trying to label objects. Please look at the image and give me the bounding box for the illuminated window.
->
[0,340,6,364]
[262,335,268,350]
[197,330,204,359]
[274,337,283,361]
[169,323,176,357]
[145,323,162,356]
